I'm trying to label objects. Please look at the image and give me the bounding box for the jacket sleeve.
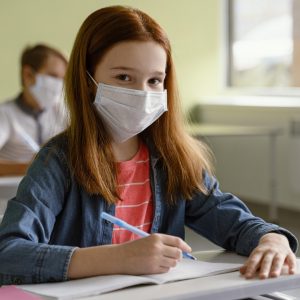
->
[0,142,76,285]
[185,172,298,256]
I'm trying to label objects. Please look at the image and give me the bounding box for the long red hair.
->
[64,6,213,204]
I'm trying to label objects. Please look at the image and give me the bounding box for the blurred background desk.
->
[188,124,283,222]
[0,176,22,220]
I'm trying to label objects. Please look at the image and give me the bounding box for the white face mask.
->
[88,73,168,143]
[30,74,63,110]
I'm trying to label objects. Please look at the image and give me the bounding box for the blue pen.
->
[101,212,196,260]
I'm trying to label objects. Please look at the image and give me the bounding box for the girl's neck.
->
[112,136,140,162]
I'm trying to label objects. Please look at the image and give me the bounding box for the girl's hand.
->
[118,233,192,275]
[240,233,297,279]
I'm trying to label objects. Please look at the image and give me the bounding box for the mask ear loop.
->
[86,71,98,87]
[86,71,99,103]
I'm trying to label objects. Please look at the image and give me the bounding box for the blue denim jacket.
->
[0,135,298,285]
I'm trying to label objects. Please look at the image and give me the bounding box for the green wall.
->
[0,0,220,111]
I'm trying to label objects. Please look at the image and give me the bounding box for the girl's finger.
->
[243,251,263,279]
[159,256,178,269]
[285,253,297,274]
[269,254,285,278]
[160,234,192,253]
[258,252,276,279]
[162,244,183,260]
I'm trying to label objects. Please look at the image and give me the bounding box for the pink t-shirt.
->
[112,143,153,244]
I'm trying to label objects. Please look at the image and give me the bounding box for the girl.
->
[0,6,297,285]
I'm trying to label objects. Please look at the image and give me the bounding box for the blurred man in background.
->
[0,44,68,175]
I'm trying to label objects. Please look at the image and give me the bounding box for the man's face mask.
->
[88,72,168,143]
[30,74,63,110]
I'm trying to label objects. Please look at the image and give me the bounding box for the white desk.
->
[188,124,282,222]
[79,250,300,300]
[17,250,300,299]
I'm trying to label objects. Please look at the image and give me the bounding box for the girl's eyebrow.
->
[110,66,135,71]
[110,66,166,76]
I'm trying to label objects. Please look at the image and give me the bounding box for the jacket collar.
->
[15,93,42,118]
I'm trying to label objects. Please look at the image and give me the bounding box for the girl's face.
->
[94,41,167,92]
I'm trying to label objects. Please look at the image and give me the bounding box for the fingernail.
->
[260,273,267,279]
[271,272,279,278]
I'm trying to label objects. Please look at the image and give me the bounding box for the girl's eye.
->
[148,78,163,85]
[116,74,130,81]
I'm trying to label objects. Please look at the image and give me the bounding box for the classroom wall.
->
[0,0,221,111]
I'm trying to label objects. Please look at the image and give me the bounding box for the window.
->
[225,0,300,92]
